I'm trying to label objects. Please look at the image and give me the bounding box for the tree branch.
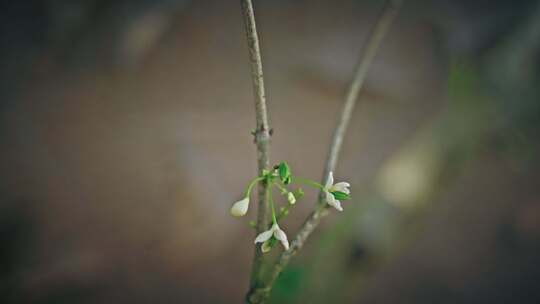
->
[246,0,403,302]
[240,0,272,301]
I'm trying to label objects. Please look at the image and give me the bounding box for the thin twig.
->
[246,0,403,302]
[240,0,272,301]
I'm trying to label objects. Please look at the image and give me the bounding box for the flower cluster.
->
[230,162,351,253]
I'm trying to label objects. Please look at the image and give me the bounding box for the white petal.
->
[325,171,334,189]
[254,229,273,244]
[331,200,344,211]
[332,182,350,194]
[273,225,289,250]
[325,191,343,211]
[230,197,249,217]
[325,190,336,205]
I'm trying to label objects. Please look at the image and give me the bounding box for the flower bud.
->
[230,197,249,217]
[287,192,296,205]
[261,240,272,253]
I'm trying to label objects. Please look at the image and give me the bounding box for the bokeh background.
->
[1,0,540,303]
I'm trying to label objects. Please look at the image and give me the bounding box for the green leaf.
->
[278,161,292,185]
[331,191,351,200]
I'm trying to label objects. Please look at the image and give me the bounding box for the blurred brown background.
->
[1,0,540,303]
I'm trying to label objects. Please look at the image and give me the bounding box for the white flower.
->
[323,171,350,211]
[287,192,296,205]
[230,197,249,217]
[254,223,289,251]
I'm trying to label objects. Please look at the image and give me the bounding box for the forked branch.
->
[245,0,403,302]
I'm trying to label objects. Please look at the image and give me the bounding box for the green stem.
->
[269,184,277,224]
[245,176,265,197]
[274,182,288,194]
[292,176,325,190]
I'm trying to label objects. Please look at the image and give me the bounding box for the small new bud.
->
[287,192,296,205]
